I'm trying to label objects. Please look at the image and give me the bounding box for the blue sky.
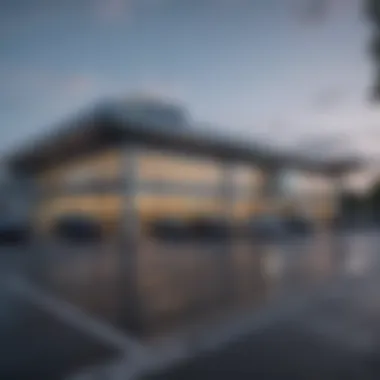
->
[1,0,379,166]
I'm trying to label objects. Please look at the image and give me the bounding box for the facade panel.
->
[33,146,340,236]
[138,150,222,184]
[37,148,122,190]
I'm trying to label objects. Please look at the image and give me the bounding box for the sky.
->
[1,0,380,175]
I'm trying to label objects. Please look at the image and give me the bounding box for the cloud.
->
[60,75,100,97]
[291,132,356,159]
[96,0,132,23]
[94,0,171,23]
[311,87,349,110]
[292,0,329,24]
[130,80,184,101]
[367,124,380,139]
[0,64,189,118]
[291,0,360,26]
[0,66,109,114]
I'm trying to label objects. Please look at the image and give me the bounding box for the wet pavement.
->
[1,230,380,379]
[0,282,118,380]
[31,231,351,340]
[143,274,380,380]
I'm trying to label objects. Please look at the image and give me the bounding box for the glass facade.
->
[34,146,339,234]
[278,169,337,220]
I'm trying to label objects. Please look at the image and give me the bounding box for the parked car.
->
[52,214,103,243]
[0,217,31,245]
[189,217,232,241]
[247,215,288,241]
[285,215,314,236]
[150,218,190,241]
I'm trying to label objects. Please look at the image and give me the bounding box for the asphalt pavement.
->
[141,232,380,379]
[0,249,118,380]
[1,231,380,379]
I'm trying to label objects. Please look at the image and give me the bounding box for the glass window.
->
[138,150,222,184]
[38,148,122,189]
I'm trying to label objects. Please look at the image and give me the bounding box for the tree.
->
[367,179,380,222]
[366,0,380,100]
[340,191,365,225]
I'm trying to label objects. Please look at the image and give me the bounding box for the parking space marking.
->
[6,275,145,354]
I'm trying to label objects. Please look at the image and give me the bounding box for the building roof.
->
[6,100,361,175]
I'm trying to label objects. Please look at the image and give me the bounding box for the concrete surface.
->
[0,284,118,380]
[141,249,380,379]
[0,230,379,379]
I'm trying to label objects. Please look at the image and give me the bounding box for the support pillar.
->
[119,144,144,335]
[28,176,48,284]
[330,171,347,273]
[333,172,346,229]
[259,166,282,217]
[218,161,236,306]
[256,166,285,290]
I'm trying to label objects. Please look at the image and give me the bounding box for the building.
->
[3,99,361,338]
[6,99,359,237]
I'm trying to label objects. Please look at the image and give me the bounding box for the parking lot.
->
[26,232,345,338]
[1,230,379,378]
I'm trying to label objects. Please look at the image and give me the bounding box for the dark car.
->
[285,215,314,236]
[247,216,288,241]
[0,218,31,245]
[189,217,232,241]
[52,214,103,243]
[150,218,190,241]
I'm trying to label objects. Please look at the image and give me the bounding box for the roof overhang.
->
[6,106,361,176]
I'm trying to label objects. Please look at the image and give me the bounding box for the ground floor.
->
[28,146,341,237]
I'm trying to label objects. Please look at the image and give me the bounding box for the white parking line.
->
[5,273,356,380]
[5,275,145,354]
[103,282,348,380]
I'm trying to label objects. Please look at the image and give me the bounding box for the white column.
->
[329,172,347,273]
[25,173,49,283]
[220,162,235,222]
[119,144,144,334]
[259,166,282,216]
[333,172,346,226]
[218,161,236,305]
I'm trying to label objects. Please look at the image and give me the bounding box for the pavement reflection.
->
[29,231,378,340]
[2,231,380,379]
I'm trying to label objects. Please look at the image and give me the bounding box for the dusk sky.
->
[1,0,379,165]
